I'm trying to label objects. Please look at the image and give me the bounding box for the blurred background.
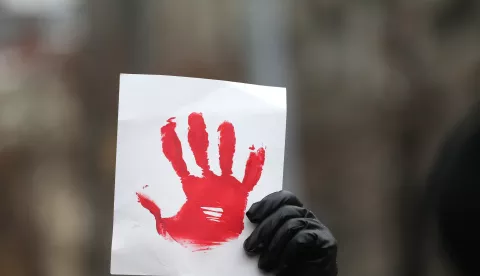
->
[1,0,480,276]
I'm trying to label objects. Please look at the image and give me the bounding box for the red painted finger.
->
[136,192,166,236]
[242,146,266,191]
[161,117,190,178]
[218,121,236,176]
[188,112,212,174]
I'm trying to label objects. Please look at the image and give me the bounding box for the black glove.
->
[244,190,338,276]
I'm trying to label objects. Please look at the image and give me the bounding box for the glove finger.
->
[243,205,314,254]
[258,218,322,271]
[277,229,337,276]
[246,190,303,223]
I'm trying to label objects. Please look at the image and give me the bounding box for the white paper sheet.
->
[111,74,286,276]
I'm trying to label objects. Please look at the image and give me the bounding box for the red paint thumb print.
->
[136,112,266,250]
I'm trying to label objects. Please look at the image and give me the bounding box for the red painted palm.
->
[137,112,266,250]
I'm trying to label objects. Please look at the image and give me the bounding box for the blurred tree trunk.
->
[68,1,136,274]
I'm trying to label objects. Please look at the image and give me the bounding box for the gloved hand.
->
[244,191,338,276]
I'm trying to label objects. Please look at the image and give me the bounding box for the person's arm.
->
[244,191,338,276]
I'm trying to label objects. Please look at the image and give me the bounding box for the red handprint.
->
[136,112,266,250]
